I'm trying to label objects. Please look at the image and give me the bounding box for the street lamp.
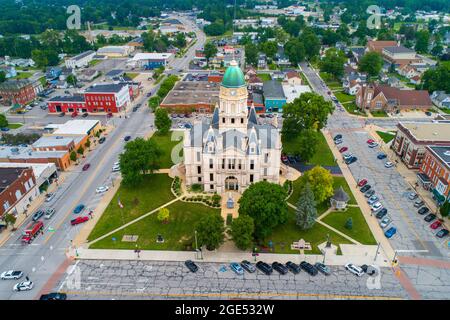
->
[194,230,198,259]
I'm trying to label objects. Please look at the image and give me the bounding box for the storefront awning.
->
[432,188,446,203]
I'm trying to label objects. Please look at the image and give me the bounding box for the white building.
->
[183,61,282,194]
[65,50,96,69]
[97,46,134,57]
[282,83,312,103]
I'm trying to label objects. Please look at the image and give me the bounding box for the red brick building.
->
[419,145,450,204]
[0,79,36,106]
[47,83,132,114]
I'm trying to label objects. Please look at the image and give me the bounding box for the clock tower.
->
[218,60,248,134]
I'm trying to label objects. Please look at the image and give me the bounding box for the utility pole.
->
[194,230,198,259]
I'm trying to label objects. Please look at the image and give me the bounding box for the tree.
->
[157,207,170,223]
[77,146,84,156]
[196,214,225,250]
[285,129,319,162]
[70,151,77,162]
[415,30,430,54]
[245,43,258,66]
[358,52,383,77]
[66,74,77,87]
[0,114,8,128]
[0,71,5,83]
[345,217,353,230]
[3,213,16,227]
[175,33,186,48]
[440,201,450,217]
[148,96,160,111]
[282,92,334,140]
[421,63,450,93]
[203,42,217,66]
[295,182,317,230]
[238,181,288,240]
[320,48,347,79]
[302,166,334,203]
[259,41,278,59]
[119,137,162,185]
[84,139,91,150]
[154,107,171,135]
[299,28,320,60]
[230,215,254,250]
[204,22,226,36]
[284,38,305,65]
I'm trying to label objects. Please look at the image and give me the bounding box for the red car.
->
[70,216,89,226]
[281,155,288,164]
[339,147,348,153]
[107,112,113,118]
[82,163,90,171]
[430,221,442,230]
[367,139,375,144]
[71,111,78,118]
[358,179,368,187]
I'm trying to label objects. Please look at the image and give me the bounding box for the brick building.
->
[0,79,36,105]
[419,145,450,204]
[392,122,450,169]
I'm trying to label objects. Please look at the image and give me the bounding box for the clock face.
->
[230,90,236,96]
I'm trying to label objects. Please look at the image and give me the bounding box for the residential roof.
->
[374,85,432,107]
[48,95,85,103]
[383,45,415,54]
[32,136,74,148]
[427,145,450,169]
[399,122,450,142]
[263,80,285,99]
[0,79,31,91]
[332,186,350,202]
[367,40,398,53]
[85,83,128,93]
[286,71,299,79]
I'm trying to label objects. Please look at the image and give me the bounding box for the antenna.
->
[233,0,237,61]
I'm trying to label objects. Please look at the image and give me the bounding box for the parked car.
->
[414,199,424,208]
[13,281,33,291]
[361,264,377,276]
[240,260,256,273]
[0,127,10,132]
[281,155,288,164]
[1,270,23,280]
[384,161,394,168]
[345,156,357,165]
[379,216,391,228]
[71,111,78,118]
[230,262,244,275]
[112,164,120,172]
[384,227,397,238]
[343,153,353,161]
[345,263,364,276]
[334,134,342,141]
[371,202,383,212]
[272,262,288,275]
[287,155,296,164]
[82,163,90,171]
[82,112,88,118]
[339,147,348,153]
[376,208,388,219]
[436,229,449,238]
[255,261,273,275]
[124,135,131,142]
[368,142,379,148]
[377,153,387,160]
[424,214,436,223]
[32,210,45,221]
[408,192,418,200]
[285,261,301,274]
[45,193,55,202]
[184,260,198,273]
[300,261,318,276]
[357,179,368,187]
[360,184,371,193]
[364,189,375,198]
[70,216,89,226]
[334,139,343,145]
[418,207,430,215]
[314,262,331,275]
[58,112,65,117]
[430,221,442,230]
[73,204,85,214]
[44,208,56,219]
[96,186,109,194]
[367,195,379,205]
[39,292,67,300]
[99,137,106,144]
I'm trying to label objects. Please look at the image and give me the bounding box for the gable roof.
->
[374,85,432,107]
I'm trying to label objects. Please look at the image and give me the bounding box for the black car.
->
[345,156,358,165]
[146,92,152,97]
[424,214,436,222]
[425,111,432,116]
[256,261,273,275]
[184,260,198,273]
[285,261,301,274]
[334,134,342,141]
[436,229,449,238]
[287,156,296,164]
[364,189,375,198]
[82,112,88,118]
[98,137,106,144]
[124,135,131,141]
[360,184,371,193]
[32,210,45,221]
[376,208,388,219]
[272,262,288,275]
[132,106,138,112]
[418,207,429,215]
[294,155,301,162]
[300,261,318,276]
[240,260,256,273]
[361,265,377,276]
[58,112,65,117]
[39,292,67,300]
[314,262,331,275]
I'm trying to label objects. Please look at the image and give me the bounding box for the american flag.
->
[118,198,123,209]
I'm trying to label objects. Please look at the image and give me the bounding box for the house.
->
[366,40,398,54]
[0,66,17,78]
[398,64,419,79]
[275,45,290,67]
[78,69,99,82]
[409,75,421,85]
[263,80,287,112]
[4,57,35,68]
[45,67,62,80]
[431,91,450,109]
[350,47,366,64]
[382,45,421,66]
[392,122,450,169]
[419,146,450,203]
[247,75,263,91]
[271,71,285,80]
[257,53,267,69]
[356,84,433,113]
[284,71,302,85]
[0,79,36,106]
[388,76,401,88]
[127,53,173,70]
[346,80,362,95]
[65,50,96,69]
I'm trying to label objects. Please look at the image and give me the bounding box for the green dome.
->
[221,61,246,88]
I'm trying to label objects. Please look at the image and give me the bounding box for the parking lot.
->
[55,260,408,300]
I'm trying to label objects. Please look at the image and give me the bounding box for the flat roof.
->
[428,146,450,169]
[105,69,124,77]
[9,150,68,159]
[69,50,95,61]
[0,162,56,179]
[85,83,127,93]
[52,119,100,135]
[32,136,74,148]
[263,80,285,99]
[130,53,172,61]
[48,95,85,103]
[161,81,220,106]
[400,122,450,142]
[282,84,311,103]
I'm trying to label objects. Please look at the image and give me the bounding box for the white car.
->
[345,263,364,277]
[13,281,33,291]
[408,192,418,200]
[113,161,120,167]
[96,186,109,194]
[44,208,56,219]
[1,270,23,280]
[112,165,120,172]
[368,142,379,148]
[45,193,55,202]
[371,202,383,212]
[384,161,394,168]
[379,217,391,229]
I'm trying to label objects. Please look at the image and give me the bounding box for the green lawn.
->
[149,131,184,169]
[319,72,342,89]
[282,132,335,167]
[13,72,33,79]
[343,102,366,116]
[262,207,352,254]
[89,59,102,67]
[87,174,175,241]
[90,201,220,250]
[7,123,23,129]
[438,107,450,115]
[257,73,271,81]
[370,110,388,117]
[376,131,396,143]
[125,72,139,79]
[334,91,355,104]
[322,207,377,245]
